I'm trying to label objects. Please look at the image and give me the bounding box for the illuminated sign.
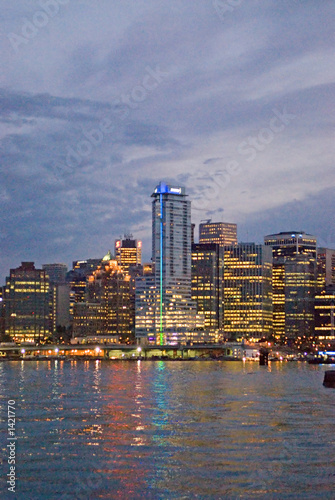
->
[154,182,183,195]
[115,240,121,248]
[137,241,142,248]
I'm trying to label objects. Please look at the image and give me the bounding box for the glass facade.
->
[4,262,51,343]
[199,220,237,247]
[223,244,273,341]
[151,182,196,344]
[135,275,156,342]
[199,221,237,247]
[315,288,335,341]
[74,260,132,342]
[264,232,317,342]
[191,243,223,333]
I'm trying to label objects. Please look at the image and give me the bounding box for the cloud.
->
[0,0,334,281]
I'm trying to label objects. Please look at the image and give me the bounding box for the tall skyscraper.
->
[3,262,51,343]
[199,220,237,248]
[264,231,317,342]
[151,181,196,344]
[191,243,223,334]
[223,243,273,341]
[115,236,142,272]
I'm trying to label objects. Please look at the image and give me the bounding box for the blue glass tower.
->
[151,182,195,344]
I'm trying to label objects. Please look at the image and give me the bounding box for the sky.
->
[0,0,334,282]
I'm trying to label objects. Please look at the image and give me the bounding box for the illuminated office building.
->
[69,259,101,303]
[135,274,156,342]
[264,231,317,342]
[73,260,132,342]
[151,181,196,344]
[265,232,317,259]
[68,258,102,321]
[3,262,50,343]
[199,220,237,248]
[191,243,223,334]
[115,236,142,272]
[314,286,335,342]
[223,244,272,341]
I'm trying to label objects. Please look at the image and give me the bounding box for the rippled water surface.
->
[1,360,335,499]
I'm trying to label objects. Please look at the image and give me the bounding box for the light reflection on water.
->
[0,360,335,499]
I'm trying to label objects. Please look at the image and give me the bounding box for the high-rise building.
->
[191,243,223,334]
[315,286,335,342]
[151,181,196,344]
[68,258,102,324]
[317,248,335,291]
[115,236,142,272]
[264,232,317,260]
[43,263,70,338]
[135,274,156,342]
[3,262,51,343]
[42,263,68,284]
[264,231,317,342]
[73,260,132,342]
[223,243,273,341]
[199,220,237,248]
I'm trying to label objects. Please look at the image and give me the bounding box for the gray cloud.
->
[0,0,334,281]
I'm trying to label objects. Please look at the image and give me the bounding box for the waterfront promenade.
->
[0,342,295,361]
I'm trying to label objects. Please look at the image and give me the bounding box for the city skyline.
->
[0,184,333,286]
[1,1,334,284]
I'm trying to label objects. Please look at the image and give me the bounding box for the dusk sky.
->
[1,0,334,282]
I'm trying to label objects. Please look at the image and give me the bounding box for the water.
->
[0,360,335,499]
